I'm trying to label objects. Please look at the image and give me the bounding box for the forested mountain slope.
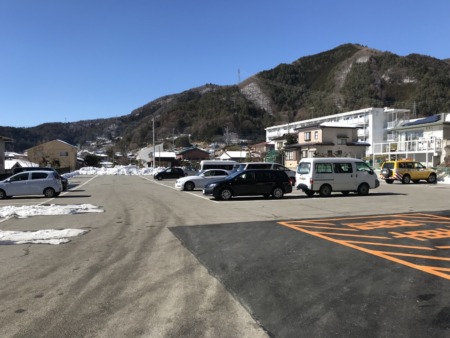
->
[2,44,449,152]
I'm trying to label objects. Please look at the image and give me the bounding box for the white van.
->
[295,157,379,197]
[233,162,296,185]
[199,160,238,172]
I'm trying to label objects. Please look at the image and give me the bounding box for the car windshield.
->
[227,171,242,180]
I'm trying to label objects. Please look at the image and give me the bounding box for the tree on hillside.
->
[174,135,192,148]
[84,154,101,167]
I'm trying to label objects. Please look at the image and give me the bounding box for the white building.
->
[265,107,450,167]
[373,113,450,167]
[136,143,164,167]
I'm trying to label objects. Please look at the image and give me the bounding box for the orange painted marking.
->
[292,225,358,231]
[344,240,435,251]
[279,213,450,281]
[313,232,389,239]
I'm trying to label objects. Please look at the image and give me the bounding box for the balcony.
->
[373,137,442,154]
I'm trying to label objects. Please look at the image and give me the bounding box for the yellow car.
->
[379,160,437,184]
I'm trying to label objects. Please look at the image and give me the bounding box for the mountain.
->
[2,43,450,153]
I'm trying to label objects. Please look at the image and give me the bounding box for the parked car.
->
[175,169,230,191]
[0,171,63,199]
[233,162,297,185]
[203,169,292,200]
[379,160,437,184]
[182,166,198,176]
[154,167,186,180]
[12,167,69,191]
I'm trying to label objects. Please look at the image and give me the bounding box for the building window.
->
[286,151,294,160]
[304,132,311,141]
[314,131,319,140]
[60,151,69,156]
[337,138,347,145]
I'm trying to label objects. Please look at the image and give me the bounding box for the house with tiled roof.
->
[26,139,78,171]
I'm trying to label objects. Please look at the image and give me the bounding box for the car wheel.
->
[385,179,394,184]
[44,188,56,198]
[381,168,392,178]
[305,190,315,197]
[427,174,437,184]
[0,189,6,199]
[402,175,411,184]
[219,188,232,201]
[357,183,370,196]
[272,187,284,199]
[184,181,195,191]
[157,176,163,181]
[319,184,332,197]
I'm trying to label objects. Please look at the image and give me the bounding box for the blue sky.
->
[1,0,449,128]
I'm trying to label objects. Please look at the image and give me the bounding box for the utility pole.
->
[152,117,155,167]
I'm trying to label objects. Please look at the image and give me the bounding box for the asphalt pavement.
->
[1,175,450,337]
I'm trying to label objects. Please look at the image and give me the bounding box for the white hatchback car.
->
[0,171,63,199]
[175,169,230,191]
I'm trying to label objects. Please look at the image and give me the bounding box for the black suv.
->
[12,167,68,191]
[203,169,292,200]
[154,167,186,180]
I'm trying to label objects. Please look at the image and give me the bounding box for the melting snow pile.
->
[0,228,89,245]
[0,204,103,245]
[0,204,104,219]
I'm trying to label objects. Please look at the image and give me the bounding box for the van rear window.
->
[297,162,311,174]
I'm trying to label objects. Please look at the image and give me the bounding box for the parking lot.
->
[1,175,450,337]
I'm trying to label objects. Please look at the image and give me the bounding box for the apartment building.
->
[266,107,450,167]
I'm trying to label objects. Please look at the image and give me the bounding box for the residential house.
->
[4,159,39,173]
[151,151,177,168]
[251,141,274,155]
[136,143,164,167]
[176,147,210,163]
[284,123,369,169]
[26,139,78,171]
[249,141,274,162]
[0,136,13,175]
[218,150,249,162]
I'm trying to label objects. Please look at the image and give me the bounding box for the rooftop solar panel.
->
[402,115,441,127]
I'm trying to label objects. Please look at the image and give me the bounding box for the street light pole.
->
[152,117,155,167]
